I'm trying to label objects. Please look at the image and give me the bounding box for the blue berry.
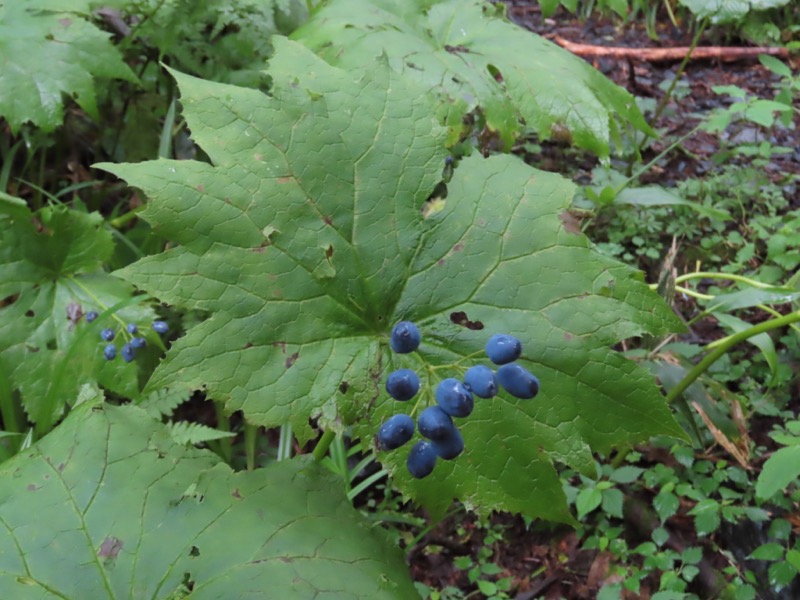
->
[390,321,421,354]
[152,321,169,334]
[435,378,474,418]
[463,365,497,398]
[485,334,522,365]
[103,344,116,360]
[85,311,99,323]
[121,343,136,363]
[496,363,540,399]
[101,328,115,342]
[418,406,455,441]
[130,337,147,349]
[407,440,437,479]
[433,426,464,460]
[377,414,415,450]
[126,323,138,334]
[385,369,420,401]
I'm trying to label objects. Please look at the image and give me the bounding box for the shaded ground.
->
[407,4,799,599]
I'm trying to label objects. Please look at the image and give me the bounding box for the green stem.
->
[638,20,707,155]
[673,271,778,290]
[214,403,232,463]
[312,429,336,462]
[0,366,21,435]
[244,422,257,471]
[615,309,800,465]
[618,123,703,194]
[666,310,800,405]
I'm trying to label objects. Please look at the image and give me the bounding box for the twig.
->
[552,35,789,62]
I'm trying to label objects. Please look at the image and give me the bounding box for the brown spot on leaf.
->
[1,294,19,307]
[437,258,445,266]
[27,484,37,492]
[453,243,464,252]
[231,489,242,499]
[25,310,35,317]
[276,177,292,184]
[98,537,123,560]
[189,546,200,557]
[285,352,299,368]
[559,210,583,235]
[196,184,205,193]
[58,18,72,27]
[273,341,286,353]
[323,215,332,226]
[339,381,349,394]
[450,311,484,330]
[243,342,253,350]
[325,244,334,258]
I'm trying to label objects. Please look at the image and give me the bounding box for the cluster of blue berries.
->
[377,322,540,479]
[86,310,169,363]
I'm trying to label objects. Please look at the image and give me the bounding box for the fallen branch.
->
[553,35,790,62]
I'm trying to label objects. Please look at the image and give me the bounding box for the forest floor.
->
[406,3,800,599]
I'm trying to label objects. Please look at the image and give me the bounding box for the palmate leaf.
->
[0,0,137,133]
[0,402,417,598]
[0,203,154,429]
[291,0,652,155]
[102,38,685,523]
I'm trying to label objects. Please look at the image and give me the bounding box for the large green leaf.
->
[678,0,791,22]
[0,203,154,429]
[0,402,416,598]
[291,0,651,156]
[0,1,137,132]
[100,38,685,523]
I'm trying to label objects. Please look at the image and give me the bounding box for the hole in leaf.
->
[339,381,349,394]
[189,546,200,557]
[487,64,504,83]
[25,310,35,317]
[450,311,484,330]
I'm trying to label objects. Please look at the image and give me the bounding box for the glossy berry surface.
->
[464,365,497,398]
[130,337,147,349]
[85,311,99,323]
[496,363,540,399]
[385,369,420,401]
[377,414,415,450]
[103,344,116,360]
[485,334,522,365]
[418,406,454,441]
[433,427,464,460]
[407,440,437,479]
[389,321,421,354]
[152,321,169,334]
[100,328,115,342]
[435,378,474,418]
[126,323,138,334]
[121,343,136,363]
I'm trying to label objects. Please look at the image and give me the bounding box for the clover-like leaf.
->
[0,203,154,429]
[0,1,137,132]
[0,402,416,598]
[291,0,651,155]
[101,38,685,522]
